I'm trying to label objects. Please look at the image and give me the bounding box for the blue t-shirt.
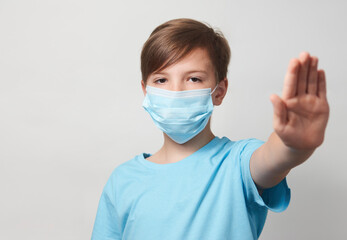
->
[91,136,291,240]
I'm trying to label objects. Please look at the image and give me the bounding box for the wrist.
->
[270,132,315,170]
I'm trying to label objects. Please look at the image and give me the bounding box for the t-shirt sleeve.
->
[91,175,122,240]
[240,138,291,212]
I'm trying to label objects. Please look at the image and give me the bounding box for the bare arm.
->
[250,52,330,189]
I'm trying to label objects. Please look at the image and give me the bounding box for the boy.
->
[91,18,329,239]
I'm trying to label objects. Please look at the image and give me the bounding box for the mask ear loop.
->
[210,84,219,95]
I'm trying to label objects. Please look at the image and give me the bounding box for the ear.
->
[141,80,147,96]
[213,78,228,106]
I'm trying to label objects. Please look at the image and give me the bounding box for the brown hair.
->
[141,18,231,85]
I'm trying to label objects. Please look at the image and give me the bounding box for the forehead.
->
[153,48,214,75]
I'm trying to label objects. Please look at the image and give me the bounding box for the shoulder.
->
[219,136,264,154]
[108,154,146,180]
[236,138,265,155]
[102,154,147,192]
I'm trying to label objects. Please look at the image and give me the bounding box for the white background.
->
[0,0,346,239]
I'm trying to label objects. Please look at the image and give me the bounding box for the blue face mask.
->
[142,84,218,144]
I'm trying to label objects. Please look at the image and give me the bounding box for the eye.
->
[154,78,167,84]
[189,77,201,83]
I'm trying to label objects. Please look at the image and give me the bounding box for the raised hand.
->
[270,52,330,151]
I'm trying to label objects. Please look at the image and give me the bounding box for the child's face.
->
[141,47,228,106]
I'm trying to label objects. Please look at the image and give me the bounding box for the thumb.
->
[270,94,288,128]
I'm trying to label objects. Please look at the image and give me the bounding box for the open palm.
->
[270,52,330,150]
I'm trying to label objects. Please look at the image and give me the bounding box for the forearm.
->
[251,132,315,189]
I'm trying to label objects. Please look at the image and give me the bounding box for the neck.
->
[157,119,215,164]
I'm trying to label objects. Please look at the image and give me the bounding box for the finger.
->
[270,94,288,128]
[282,58,300,100]
[307,56,318,95]
[318,69,327,99]
[297,52,311,95]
